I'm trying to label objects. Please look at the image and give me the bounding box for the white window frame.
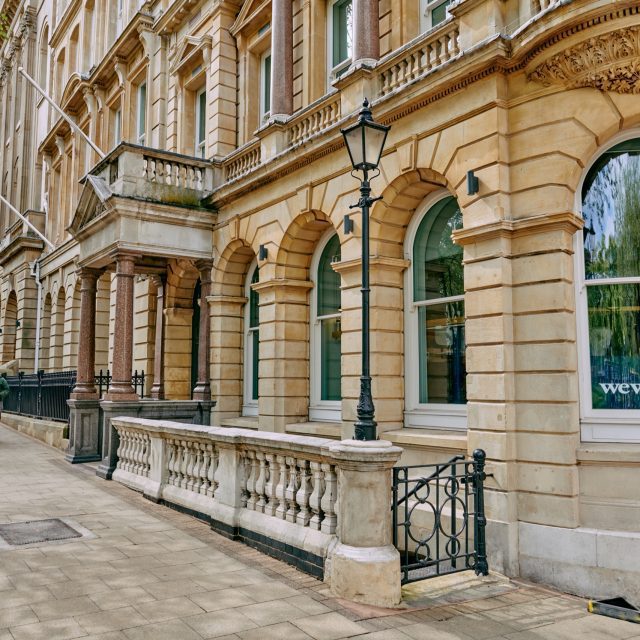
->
[195,87,206,158]
[575,131,640,444]
[420,0,452,32]
[260,50,271,122]
[243,259,259,417]
[136,81,147,145]
[404,191,467,430]
[309,229,342,423]
[327,0,352,85]
[113,107,122,145]
[116,0,124,34]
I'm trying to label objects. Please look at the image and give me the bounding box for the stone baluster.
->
[246,451,258,510]
[207,444,217,497]
[167,439,176,485]
[285,456,300,523]
[191,444,202,493]
[320,463,337,534]
[275,455,288,519]
[185,442,195,490]
[200,444,211,495]
[264,453,279,517]
[309,461,325,530]
[256,452,267,513]
[295,459,312,526]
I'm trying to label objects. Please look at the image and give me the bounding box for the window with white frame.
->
[195,87,206,158]
[136,82,147,145]
[420,0,451,32]
[310,232,342,422]
[404,194,466,429]
[243,262,259,416]
[260,51,271,121]
[116,0,124,34]
[113,107,122,146]
[328,0,352,82]
[578,138,640,443]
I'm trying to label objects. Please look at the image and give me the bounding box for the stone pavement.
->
[0,424,638,640]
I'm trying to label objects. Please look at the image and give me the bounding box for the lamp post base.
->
[354,374,377,441]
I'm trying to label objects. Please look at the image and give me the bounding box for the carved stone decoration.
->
[529,27,640,94]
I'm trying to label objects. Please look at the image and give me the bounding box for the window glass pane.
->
[431,0,450,26]
[252,329,259,400]
[418,301,466,404]
[413,196,463,302]
[332,0,352,68]
[583,141,640,280]
[317,234,341,316]
[198,90,206,144]
[321,317,341,401]
[138,83,146,140]
[588,283,640,410]
[263,54,271,114]
[249,267,259,328]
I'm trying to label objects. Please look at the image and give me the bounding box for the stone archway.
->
[1,291,18,364]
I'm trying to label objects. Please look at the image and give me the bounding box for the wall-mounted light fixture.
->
[15,320,21,328]
[258,244,268,261]
[467,170,479,196]
[343,214,354,235]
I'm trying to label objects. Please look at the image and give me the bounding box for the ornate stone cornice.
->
[529,27,640,94]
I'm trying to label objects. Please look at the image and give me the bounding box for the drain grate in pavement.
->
[0,518,83,546]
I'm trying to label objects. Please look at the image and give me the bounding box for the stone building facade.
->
[1,0,639,601]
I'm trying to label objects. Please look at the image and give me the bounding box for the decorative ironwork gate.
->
[392,449,488,584]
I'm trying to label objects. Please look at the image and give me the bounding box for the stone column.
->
[104,254,138,401]
[352,0,380,66]
[192,260,213,401]
[328,439,402,607]
[71,268,101,398]
[149,275,166,400]
[270,0,293,118]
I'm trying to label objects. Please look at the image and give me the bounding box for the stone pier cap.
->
[108,417,404,607]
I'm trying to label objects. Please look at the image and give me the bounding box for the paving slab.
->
[0,424,637,640]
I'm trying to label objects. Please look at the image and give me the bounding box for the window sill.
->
[577,443,640,465]
[220,416,259,430]
[286,421,342,440]
[383,427,467,452]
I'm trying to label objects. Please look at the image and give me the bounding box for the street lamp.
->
[341,99,390,441]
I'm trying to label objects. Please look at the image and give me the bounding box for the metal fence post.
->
[37,370,44,418]
[473,448,489,576]
[17,371,23,414]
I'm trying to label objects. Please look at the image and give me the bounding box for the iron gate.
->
[392,449,488,584]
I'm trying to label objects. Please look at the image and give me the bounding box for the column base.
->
[191,385,211,402]
[66,399,101,464]
[103,389,138,402]
[329,543,401,608]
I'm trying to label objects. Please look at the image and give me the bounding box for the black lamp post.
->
[341,99,390,441]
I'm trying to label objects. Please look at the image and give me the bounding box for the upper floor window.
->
[113,108,122,146]
[195,88,206,158]
[137,82,147,145]
[260,51,272,121]
[405,194,466,429]
[328,0,352,81]
[116,0,124,34]
[421,0,451,31]
[578,138,640,443]
[243,262,259,416]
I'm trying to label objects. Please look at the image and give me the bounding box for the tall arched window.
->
[310,232,342,422]
[405,194,466,429]
[243,262,259,416]
[578,138,640,443]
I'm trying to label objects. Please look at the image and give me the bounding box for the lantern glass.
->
[342,104,390,172]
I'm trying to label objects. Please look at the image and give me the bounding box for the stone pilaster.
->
[208,295,247,423]
[352,0,380,66]
[104,254,138,401]
[253,278,313,432]
[270,0,293,118]
[71,268,101,399]
[192,260,213,401]
[149,275,166,400]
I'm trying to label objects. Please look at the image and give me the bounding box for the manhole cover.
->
[0,519,83,546]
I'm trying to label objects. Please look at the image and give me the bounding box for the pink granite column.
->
[149,274,166,400]
[104,254,138,401]
[353,0,380,64]
[270,0,293,118]
[192,260,213,401]
[71,268,101,399]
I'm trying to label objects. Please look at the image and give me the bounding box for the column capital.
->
[76,267,102,287]
[195,259,214,283]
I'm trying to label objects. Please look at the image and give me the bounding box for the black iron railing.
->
[3,369,145,423]
[392,449,488,584]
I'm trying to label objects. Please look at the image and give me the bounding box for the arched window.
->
[310,232,341,422]
[405,194,466,429]
[578,138,640,442]
[243,262,259,416]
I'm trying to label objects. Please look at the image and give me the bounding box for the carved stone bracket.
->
[529,26,640,94]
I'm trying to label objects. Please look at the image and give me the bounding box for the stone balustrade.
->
[222,141,262,182]
[110,417,403,607]
[288,94,342,147]
[378,21,461,97]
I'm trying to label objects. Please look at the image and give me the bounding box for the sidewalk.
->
[0,423,637,640]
